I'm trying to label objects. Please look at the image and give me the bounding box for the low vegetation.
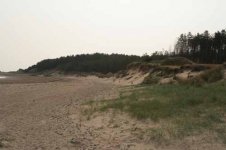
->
[200,66,224,83]
[142,66,179,84]
[177,66,224,86]
[142,60,224,85]
[161,57,194,66]
[87,81,226,143]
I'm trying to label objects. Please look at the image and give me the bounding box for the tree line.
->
[24,53,141,74]
[174,29,226,63]
[24,29,226,74]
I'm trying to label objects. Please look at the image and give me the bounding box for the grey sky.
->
[0,0,226,71]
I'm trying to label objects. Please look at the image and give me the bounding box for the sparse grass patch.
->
[215,126,226,144]
[177,76,205,87]
[147,128,167,144]
[92,81,226,143]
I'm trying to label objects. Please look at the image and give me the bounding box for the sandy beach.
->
[0,74,225,150]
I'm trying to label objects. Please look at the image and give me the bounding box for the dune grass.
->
[200,66,224,83]
[101,82,226,120]
[97,81,226,142]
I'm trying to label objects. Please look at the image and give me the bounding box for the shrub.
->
[143,75,161,84]
[177,77,204,87]
[200,67,224,83]
[161,57,194,66]
[176,66,224,86]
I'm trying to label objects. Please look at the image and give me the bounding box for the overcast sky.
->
[0,0,226,71]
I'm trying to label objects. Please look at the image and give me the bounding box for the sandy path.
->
[0,75,118,150]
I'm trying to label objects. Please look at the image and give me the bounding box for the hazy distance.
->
[0,0,226,71]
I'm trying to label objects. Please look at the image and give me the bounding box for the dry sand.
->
[0,75,118,149]
[112,70,149,86]
[0,74,225,150]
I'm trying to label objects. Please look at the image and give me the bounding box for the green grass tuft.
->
[96,81,226,143]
